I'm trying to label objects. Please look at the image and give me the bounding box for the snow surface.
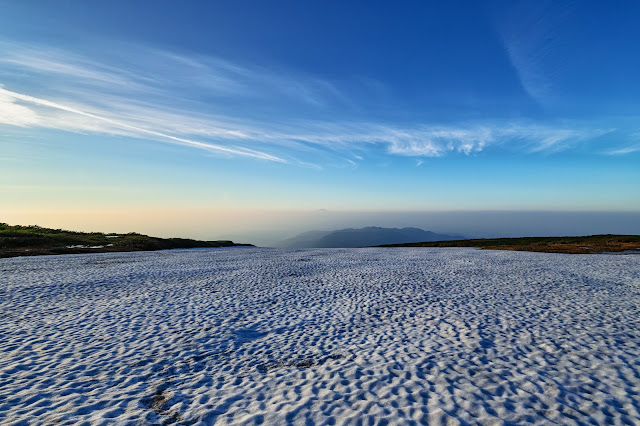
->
[1,248,639,425]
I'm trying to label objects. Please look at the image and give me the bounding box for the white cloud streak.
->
[268,123,604,157]
[0,42,344,106]
[0,85,608,163]
[496,1,574,105]
[0,41,612,164]
[605,145,640,156]
[0,90,39,126]
[0,87,285,162]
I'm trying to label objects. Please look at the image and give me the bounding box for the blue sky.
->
[1,1,639,241]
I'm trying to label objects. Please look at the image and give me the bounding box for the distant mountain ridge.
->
[273,226,462,248]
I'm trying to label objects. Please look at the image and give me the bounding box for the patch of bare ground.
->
[380,234,640,254]
[483,241,640,254]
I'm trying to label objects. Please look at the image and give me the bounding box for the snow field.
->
[1,248,639,425]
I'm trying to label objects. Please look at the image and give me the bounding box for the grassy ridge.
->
[379,234,640,254]
[0,223,253,258]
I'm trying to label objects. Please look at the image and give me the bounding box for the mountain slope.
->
[273,230,333,248]
[0,223,253,258]
[273,227,461,248]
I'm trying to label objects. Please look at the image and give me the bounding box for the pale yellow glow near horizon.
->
[1,207,304,238]
[4,207,639,247]
[0,206,469,244]
[3,207,386,244]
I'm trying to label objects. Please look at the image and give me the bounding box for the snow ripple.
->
[1,248,639,425]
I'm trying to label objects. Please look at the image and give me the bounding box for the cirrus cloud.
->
[0,41,616,166]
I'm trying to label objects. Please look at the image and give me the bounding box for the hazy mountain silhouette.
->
[273,227,462,248]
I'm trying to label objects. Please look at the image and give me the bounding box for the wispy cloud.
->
[604,145,640,155]
[0,41,345,107]
[0,41,613,165]
[274,123,607,157]
[516,127,612,153]
[0,89,39,126]
[496,1,574,105]
[0,85,609,164]
[0,87,285,162]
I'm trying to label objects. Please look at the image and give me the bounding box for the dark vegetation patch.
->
[149,388,171,413]
[0,223,253,258]
[140,385,183,424]
[378,234,640,254]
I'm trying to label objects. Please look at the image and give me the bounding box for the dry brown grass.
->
[381,234,640,254]
[483,241,640,254]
